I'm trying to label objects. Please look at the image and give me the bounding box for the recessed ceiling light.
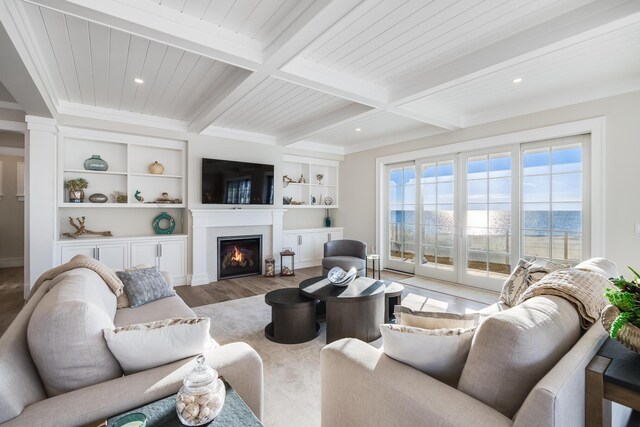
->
[134,78,144,84]
[355,128,362,132]
[512,77,523,84]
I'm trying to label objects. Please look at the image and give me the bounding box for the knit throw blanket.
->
[517,269,610,330]
[28,254,124,300]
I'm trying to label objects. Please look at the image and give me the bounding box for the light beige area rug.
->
[194,295,383,427]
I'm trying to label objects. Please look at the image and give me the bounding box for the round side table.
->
[384,281,404,323]
[367,254,381,280]
[264,288,319,344]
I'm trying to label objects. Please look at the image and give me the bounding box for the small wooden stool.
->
[265,289,319,344]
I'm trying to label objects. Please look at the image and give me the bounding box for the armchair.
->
[322,239,367,277]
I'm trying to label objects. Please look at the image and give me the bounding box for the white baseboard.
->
[0,257,24,268]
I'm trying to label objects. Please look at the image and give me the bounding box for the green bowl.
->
[113,412,147,427]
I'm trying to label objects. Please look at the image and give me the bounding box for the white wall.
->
[338,89,640,272]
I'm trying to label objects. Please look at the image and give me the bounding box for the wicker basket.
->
[601,304,640,353]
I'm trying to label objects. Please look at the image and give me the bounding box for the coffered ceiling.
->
[1,0,639,154]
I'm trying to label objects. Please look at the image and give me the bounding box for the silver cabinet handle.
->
[158,243,163,257]
[92,247,96,259]
[328,233,331,242]
[95,247,100,260]
[298,235,302,245]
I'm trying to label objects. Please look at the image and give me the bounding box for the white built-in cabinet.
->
[282,228,343,268]
[57,235,187,286]
[282,155,339,208]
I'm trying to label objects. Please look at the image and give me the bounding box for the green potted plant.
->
[602,267,640,352]
[64,178,89,203]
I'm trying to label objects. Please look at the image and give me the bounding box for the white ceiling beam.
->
[188,0,365,134]
[390,0,640,104]
[23,0,263,70]
[0,0,53,117]
[277,104,375,146]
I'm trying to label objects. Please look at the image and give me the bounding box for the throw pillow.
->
[116,266,175,308]
[380,323,476,387]
[28,274,123,396]
[104,317,215,374]
[394,305,483,329]
[116,265,173,308]
[499,258,565,306]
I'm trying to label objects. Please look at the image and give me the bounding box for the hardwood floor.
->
[0,266,489,337]
[0,267,25,337]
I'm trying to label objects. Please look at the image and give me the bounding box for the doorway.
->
[0,130,26,334]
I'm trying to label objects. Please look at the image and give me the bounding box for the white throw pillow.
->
[104,317,214,374]
[380,323,475,387]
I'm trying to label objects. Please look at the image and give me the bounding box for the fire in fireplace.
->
[218,235,262,280]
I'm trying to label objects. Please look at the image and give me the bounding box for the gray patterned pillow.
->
[116,267,175,308]
[499,258,566,306]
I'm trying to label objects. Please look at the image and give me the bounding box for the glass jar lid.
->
[183,355,220,392]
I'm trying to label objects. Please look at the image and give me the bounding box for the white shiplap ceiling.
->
[1,0,640,154]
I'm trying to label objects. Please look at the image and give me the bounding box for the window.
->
[388,164,416,264]
[522,138,586,263]
[466,152,512,277]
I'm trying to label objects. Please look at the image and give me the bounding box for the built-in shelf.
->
[63,169,127,176]
[282,155,339,209]
[57,127,187,241]
[129,173,183,179]
[59,203,186,208]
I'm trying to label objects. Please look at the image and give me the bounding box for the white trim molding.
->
[0,147,24,156]
[0,119,27,133]
[375,117,606,278]
[0,101,23,111]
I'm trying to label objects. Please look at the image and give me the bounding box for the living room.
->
[1,1,640,426]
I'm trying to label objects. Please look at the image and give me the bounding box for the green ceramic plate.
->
[112,412,147,427]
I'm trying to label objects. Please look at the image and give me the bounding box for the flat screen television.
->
[202,158,274,205]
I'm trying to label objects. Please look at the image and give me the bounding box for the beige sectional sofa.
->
[0,268,263,427]
[321,269,612,426]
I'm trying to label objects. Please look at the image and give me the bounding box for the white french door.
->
[385,163,416,274]
[385,150,518,291]
[414,156,457,282]
[458,148,519,291]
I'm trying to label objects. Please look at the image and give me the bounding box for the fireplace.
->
[217,235,262,280]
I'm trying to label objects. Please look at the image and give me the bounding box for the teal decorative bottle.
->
[324,209,331,227]
[83,155,108,171]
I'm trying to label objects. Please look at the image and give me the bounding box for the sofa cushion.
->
[380,323,476,387]
[27,275,123,396]
[117,266,175,308]
[114,295,196,327]
[574,257,619,279]
[457,295,581,418]
[321,256,366,271]
[104,317,214,374]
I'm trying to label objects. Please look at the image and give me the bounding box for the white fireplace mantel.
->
[190,209,286,285]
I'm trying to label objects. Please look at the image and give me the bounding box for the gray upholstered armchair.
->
[322,240,367,277]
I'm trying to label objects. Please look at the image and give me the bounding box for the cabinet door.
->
[130,242,159,268]
[282,234,299,262]
[298,233,315,264]
[158,240,186,286]
[60,245,95,264]
[96,243,128,271]
[313,232,329,262]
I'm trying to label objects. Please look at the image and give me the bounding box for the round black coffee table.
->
[265,288,319,344]
[299,276,385,344]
